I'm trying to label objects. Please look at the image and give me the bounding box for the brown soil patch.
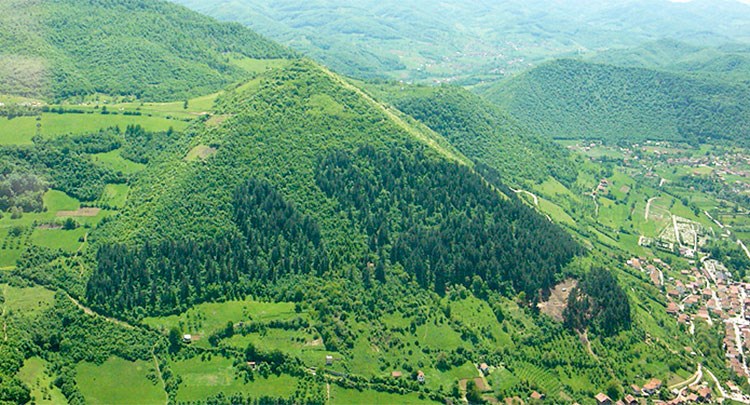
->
[305,338,323,347]
[185,145,218,162]
[538,278,577,322]
[56,208,100,217]
[205,114,232,127]
[474,377,491,392]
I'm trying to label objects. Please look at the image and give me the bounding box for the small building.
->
[595,392,612,405]
[417,370,425,383]
[325,355,333,366]
[630,384,642,396]
[182,334,192,343]
[530,391,544,401]
[246,361,257,369]
[479,363,490,375]
[623,394,637,405]
[697,386,712,401]
[391,371,402,378]
[642,378,662,395]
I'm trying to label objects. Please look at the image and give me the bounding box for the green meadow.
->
[76,357,165,405]
[1,284,56,314]
[17,357,67,405]
[143,298,301,347]
[171,356,298,402]
[91,151,146,175]
[0,113,188,145]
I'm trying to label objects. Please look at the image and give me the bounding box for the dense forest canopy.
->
[484,59,750,145]
[563,267,632,337]
[370,84,578,186]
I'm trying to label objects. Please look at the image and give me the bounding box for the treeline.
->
[563,267,631,336]
[120,124,181,164]
[316,146,580,298]
[86,178,328,317]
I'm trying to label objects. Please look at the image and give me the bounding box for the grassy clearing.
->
[538,197,576,226]
[142,298,300,348]
[97,183,131,208]
[1,283,56,314]
[91,150,145,174]
[172,356,298,402]
[0,113,189,145]
[17,357,67,405]
[30,227,87,251]
[185,145,218,162]
[0,189,109,267]
[76,357,165,405]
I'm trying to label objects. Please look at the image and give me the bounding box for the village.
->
[617,247,750,404]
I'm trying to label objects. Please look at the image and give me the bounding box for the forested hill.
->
[85,60,580,318]
[369,84,578,186]
[0,0,292,101]
[482,59,750,145]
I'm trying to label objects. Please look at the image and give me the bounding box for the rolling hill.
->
[482,58,750,145]
[0,0,292,101]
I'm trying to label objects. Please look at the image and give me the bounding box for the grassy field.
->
[17,357,67,405]
[0,113,189,145]
[1,283,56,314]
[329,385,437,404]
[30,226,87,251]
[172,355,298,402]
[142,298,301,348]
[91,150,145,175]
[76,357,165,405]
[97,183,131,208]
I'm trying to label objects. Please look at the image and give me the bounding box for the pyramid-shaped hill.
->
[87,60,580,317]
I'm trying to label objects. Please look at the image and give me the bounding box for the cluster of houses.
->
[595,178,610,195]
[594,379,715,405]
[594,379,662,405]
[628,250,750,396]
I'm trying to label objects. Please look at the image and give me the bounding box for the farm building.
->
[595,392,612,405]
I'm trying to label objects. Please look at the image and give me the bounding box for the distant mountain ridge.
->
[170,0,750,82]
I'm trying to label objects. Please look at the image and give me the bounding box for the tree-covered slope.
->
[483,59,750,145]
[0,0,292,101]
[369,84,578,186]
[86,60,580,318]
